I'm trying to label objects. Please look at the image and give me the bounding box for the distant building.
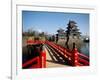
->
[56,20,82,41]
[66,20,81,39]
[57,28,66,40]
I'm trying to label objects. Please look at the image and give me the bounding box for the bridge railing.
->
[45,41,72,65]
[23,40,89,68]
[22,40,46,69]
[45,41,89,66]
[22,56,40,68]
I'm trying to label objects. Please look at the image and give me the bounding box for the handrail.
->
[23,40,46,68]
[22,56,39,68]
[79,58,89,65]
[45,41,89,66]
[45,41,71,57]
[25,40,89,67]
[79,53,89,60]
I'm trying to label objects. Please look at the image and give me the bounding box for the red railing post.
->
[40,50,46,68]
[71,43,79,66]
[43,51,46,68]
[71,48,79,66]
[37,57,40,68]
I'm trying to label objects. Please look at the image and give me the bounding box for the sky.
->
[22,11,89,36]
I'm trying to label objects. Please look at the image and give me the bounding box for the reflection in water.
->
[78,42,89,57]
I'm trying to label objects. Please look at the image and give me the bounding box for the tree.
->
[55,34,58,43]
[51,35,55,42]
[56,28,65,42]
[39,32,45,37]
[57,28,64,33]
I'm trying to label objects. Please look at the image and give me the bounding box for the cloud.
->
[37,29,42,33]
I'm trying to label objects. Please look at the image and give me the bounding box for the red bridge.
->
[22,40,89,69]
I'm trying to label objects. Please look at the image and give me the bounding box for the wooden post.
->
[71,43,79,66]
[40,50,46,68]
[37,57,40,68]
[42,51,46,68]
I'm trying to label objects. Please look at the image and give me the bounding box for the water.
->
[78,42,89,57]
[57,40,89,57]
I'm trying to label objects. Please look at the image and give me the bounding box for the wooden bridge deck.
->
[44,44,69,68]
